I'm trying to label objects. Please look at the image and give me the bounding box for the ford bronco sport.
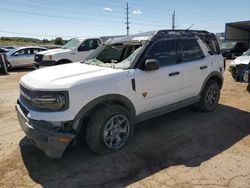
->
[16,30,224,158]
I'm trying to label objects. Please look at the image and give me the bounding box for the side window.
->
[14,49,29,56]
[14,49,24,56]
[79,39,100,51]
[33,48,43,54]
[79,40,91,51]
[180,39,204,62]
[97,46,123,62]
[146,40,177,67]
[90,39,100,49]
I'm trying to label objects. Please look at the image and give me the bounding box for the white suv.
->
[34,37,102,68]
[16,30,224,158]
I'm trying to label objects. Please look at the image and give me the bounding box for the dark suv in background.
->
[221,41,248,59]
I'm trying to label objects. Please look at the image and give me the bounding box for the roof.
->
[108,31,157,44]
[226,20,250,32]
[108,29,213,44]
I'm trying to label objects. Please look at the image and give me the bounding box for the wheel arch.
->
[200,72,223,94]
[74,94,136,133]
[56,59,72,65]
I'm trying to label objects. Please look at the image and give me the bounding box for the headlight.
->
[19,85,69,111]
[42,55,52,61]
[31,93,68,111]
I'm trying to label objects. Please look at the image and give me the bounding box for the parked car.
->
[229,49,250,81]
[3,46,16,50]
[6,46,47,69]
[221,41,248,59]
[243,63,250,83]
[16,30,224,159]
[34,37,103,68]
[0,48,9,53]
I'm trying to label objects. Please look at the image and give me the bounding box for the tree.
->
[42,39,49,43]
[54,37,64,45]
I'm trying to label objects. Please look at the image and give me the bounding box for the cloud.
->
[133,9,142,15]
[103,7,113,12]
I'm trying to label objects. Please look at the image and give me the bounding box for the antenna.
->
[186,24,194,31]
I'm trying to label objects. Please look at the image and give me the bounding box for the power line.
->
[0,30,74,38]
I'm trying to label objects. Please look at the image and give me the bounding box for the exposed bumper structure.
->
[229,64,249,82]
[16,104,75,159]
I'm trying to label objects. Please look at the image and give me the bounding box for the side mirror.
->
[144,59,159,71]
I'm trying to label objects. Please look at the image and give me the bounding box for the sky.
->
[0,0,249,39]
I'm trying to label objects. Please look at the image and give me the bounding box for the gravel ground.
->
[0,61,249,188]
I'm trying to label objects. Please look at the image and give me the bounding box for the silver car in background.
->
[6,46,47,69]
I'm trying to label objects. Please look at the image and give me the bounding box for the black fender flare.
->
[74,94,136,121]
[199,71,223,95]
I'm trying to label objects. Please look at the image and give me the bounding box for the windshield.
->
[6,48,17,56]
[242,49,250,56]
[221,41,236,49]
[84,43,143,69]
[62,38,82,50]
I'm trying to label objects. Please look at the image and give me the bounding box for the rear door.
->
[179,38,210,99]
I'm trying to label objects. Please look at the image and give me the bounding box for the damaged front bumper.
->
[229,64,249,82]
[16,103,75,159]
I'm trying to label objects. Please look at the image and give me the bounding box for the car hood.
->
[20,62,129,90]
[37,48,72,55]
[232,56,250,65]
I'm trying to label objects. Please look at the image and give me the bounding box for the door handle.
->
[200,65,207,70]
[70,53,76,55]
[169,71,180,77]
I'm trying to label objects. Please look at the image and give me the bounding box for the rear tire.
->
[198,80,220,112]
[86,105,133,154]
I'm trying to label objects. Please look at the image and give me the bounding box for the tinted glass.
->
[180,39,203,61]
[97,45,123,62]
[15,49,31,55]
[33,48,44,54]
[146,40,177,66]
[79,39,99,51]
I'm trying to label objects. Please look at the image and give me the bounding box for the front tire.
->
[198,80,220,112]
[6,62,11,70]
[86,105,133,154]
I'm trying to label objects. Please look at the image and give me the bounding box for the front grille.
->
[19,100,29,116]
[34,54,43,63]
[19,84,34,110]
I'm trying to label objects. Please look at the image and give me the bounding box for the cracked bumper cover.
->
[16,104,75,159]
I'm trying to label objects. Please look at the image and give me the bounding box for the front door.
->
[11,48,33,67]
[134,39,183,114]
[74,39,101,62]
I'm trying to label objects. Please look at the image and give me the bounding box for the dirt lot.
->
[0,61,250,188]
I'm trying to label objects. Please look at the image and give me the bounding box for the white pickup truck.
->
[34,37,103,68]
[17,30,224,158]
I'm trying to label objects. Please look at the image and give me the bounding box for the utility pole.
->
[172,10,176,30]
[125,2,130,35]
